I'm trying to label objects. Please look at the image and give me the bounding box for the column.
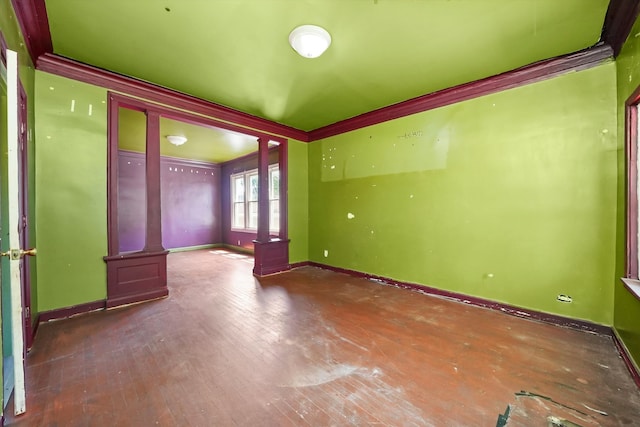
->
[256,136,270,242]
[143,111,164,252]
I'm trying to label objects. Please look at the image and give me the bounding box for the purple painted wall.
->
[118,152,146,252]
[118,151,221,252]
[221,149,278,251]
[161,156,221,249]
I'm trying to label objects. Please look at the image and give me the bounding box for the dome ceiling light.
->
[289,25,332,58]
[166,135,187,146]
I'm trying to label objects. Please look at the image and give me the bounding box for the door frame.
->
[17,81,32,351]
[4,48,26,415]
[104,93,291,306]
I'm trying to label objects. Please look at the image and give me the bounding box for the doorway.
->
[105,93,290,308]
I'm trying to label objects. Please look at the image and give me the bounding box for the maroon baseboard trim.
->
[106,288,168,310]
[612,331,640,389]
[601,0,640,57]
[307,261,611,335]
[252,265,292,277]
[308,44,613,141]
[38,300,106,323]
[36,53,309,142]
[28,314,40,351]
[10,0,52,65]
[290,261,311,269]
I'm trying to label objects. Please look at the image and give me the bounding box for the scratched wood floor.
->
[5,249,640,426]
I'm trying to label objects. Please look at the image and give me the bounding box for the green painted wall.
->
[34,72,310,310]
[614,17,640,370]
[309,63,617,325]
[34,72,108,311]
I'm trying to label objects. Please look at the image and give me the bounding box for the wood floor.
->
[5,249,640,426]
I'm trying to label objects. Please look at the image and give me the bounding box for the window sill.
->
[231,228,280,234]
[230,228,258,234]
[621,278,640,302]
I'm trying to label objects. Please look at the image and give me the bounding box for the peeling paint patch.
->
[323,250,329,257]
[347,213,355,219]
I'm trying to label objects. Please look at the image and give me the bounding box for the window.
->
[231,164,279,232]
[269,167,280,232]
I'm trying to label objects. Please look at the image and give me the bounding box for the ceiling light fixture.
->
[166,135,187,146]
[289,25,332,58]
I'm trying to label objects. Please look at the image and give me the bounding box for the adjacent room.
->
[115,107,281,254]
[0,0,639,425]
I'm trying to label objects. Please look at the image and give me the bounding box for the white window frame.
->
[231,164,279,233]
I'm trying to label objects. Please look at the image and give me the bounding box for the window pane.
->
[233,202,245,228]
[248,201,258,229]
[270,169,279,199]
[248,174,259,202]
[233,177,245,203]
[270,200,280,232]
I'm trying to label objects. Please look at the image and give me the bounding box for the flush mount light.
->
[166,135,187,146]
[289,25,332,58]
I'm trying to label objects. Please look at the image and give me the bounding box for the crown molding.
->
[34,43,616,144]
[601,0,640,57]
[308,44,613,141]
[14,0,618,142]
[36,53,309,142]
[10,0,52,65]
